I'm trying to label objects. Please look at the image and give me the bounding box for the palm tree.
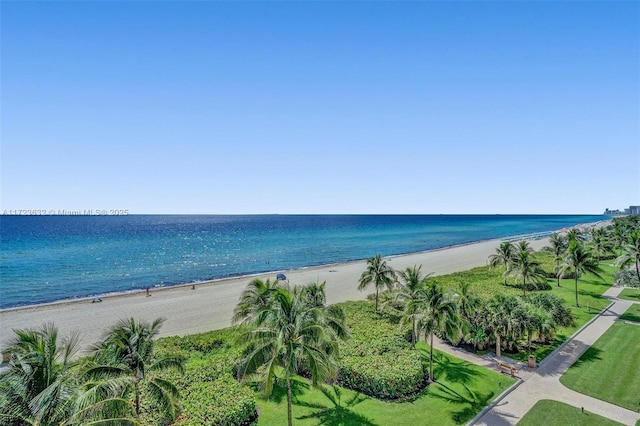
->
[566,227,585,243]
[589,227,614,260]
[91,318,184,422]
[358,254,397,311]
[543,233,568,287]
[522,304,550,351]
[455,281,481,342]
[396,265,432,346]
[0,323,135,426]
[488,242,516,285]
[235,283,349,426]
[616,230,640,283]
[409,282,459,381]
[486,294,523,359]
[232,278,281,325]
[561,241,604,307]
[508,242,546,296]
[526,292,574,340]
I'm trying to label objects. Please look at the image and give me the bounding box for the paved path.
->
[434,286,640,426]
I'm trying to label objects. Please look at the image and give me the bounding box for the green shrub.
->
[338,349,424,399]
[145,329,257,426]
[615,269,640,288]
[336,301,425,399]
[175,378,257,426]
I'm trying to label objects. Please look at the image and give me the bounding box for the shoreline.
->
[0,221,608,351]
[0,228,581,313]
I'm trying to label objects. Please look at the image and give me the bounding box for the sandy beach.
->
[0,235,561,353]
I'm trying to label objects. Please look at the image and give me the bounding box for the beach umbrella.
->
[277,273,287,280]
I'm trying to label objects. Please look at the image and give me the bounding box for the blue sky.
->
[2,1,638,214]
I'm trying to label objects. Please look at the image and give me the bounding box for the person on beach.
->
[146,287,151,297]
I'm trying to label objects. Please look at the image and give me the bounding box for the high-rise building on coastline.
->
[604,205,640,215]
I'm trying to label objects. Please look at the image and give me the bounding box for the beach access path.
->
[430,285,640,426]
[1,237,550,353]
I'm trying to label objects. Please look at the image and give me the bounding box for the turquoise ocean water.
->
[0,214,607,309]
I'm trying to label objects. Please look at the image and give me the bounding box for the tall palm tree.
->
[566,227,586,244]
[543,233,568,287]
[232,278,281,325]
[409,282,459,381]
[91,318,184,422]
[0,323,135,426]
[358,254,397,311]
[561,241,604,307]
[396,265,432,346]
[509,242,546,296]
[616,229,640,283]
[589,227,614,260]
[235,283,349,426]
[488,242,516,285]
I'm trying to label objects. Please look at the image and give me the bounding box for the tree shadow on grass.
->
[428,381,494,424]
[570,346,603,367]
[620,292,640,301]
[619,312,640,323]
[580,277,611,288]
[416,347,480,385]
[252,377,311,404]
[295,384,378,426]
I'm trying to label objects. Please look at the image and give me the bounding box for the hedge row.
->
[336,301,425,399]
[338,349,424,399]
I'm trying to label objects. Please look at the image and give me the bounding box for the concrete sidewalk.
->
[429,285,640,425]
[474,286,640,425]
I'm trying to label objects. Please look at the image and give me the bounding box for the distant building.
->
[604,205,640,215]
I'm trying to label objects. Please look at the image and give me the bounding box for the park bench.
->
[497,361,518,378]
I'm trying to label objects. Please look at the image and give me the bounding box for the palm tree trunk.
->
[429,332,434,382]
[135,380,141,418]
[286,370,293,426]
[527,331,532,351]
[557,275,560,287]
[411,318,416,348]
[522,277,526,297]
[495,334,501,358]
[635,258,640,283]
[375,288,379,312]
[574,274,580,307]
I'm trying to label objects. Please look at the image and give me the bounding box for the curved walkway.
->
[433,286,640,426]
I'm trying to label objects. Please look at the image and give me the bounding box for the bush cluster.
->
[336,301,425,399]
[149,329,257,426]
[615,269,640,288]
[175,378,256,426]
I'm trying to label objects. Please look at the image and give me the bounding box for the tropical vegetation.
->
[358,254,397,311]
[0,323,137,425]
[3,215,638,425]
[233,280,349,426]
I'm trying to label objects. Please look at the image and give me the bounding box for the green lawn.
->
[560,322,640,411]
[256,345,515,426]
[518,400,623,426]
[618,288,640,302]
[619,303,640,323]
